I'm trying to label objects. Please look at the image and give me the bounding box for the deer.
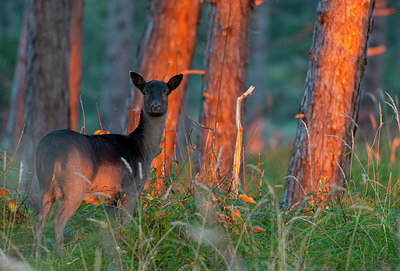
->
[35,72,183,255]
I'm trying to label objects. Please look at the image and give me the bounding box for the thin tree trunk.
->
[126,0,202,190]
[198,0,253,188]
[283,0,375,206]
[247,2,269,153]
[101,0,133,132]
[4,7,28,152]
[0,0,14,138]
[69,0,84,131]
[21,0,71,207]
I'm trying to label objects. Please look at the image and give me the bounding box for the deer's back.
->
[35,130,137,203]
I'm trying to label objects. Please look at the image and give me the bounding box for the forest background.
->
[1,0,400,270]
[1,0,398,148]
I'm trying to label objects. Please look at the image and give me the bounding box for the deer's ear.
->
[130,71,146,91]
[167,74,184,93]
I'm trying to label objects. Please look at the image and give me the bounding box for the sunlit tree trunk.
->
[283,0,375,206]
[69,0,84,131]
[126,0,202,190]
[21,0,71,207]
[101,0,133,132]
[198,0,254,188]
[3,7,27,152]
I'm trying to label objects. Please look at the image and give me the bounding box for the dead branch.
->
[232,86,255,195]
[180,69,205,75]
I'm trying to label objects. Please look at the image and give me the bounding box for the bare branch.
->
[231,86,255,195]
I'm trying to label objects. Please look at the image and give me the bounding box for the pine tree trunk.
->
[69,0,84,131]
[283,0,375,206]
[101,0,133,132]
[3,7,28,152]
[21,0,71,207]
[126,0,202,190]
[199,0,253,187]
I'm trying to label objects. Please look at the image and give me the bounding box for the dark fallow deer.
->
[35,72,183,255]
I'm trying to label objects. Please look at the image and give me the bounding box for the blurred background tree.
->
[3,4,27,152]
[0,0,25,146]
[21,0,72,207]
[100,0,133,133]
[358,0,392,137]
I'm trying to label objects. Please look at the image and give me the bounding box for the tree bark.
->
[21,0,71,206]
[126,0,202,190]
[69,0,84,131]
[3,7,28,152]
[4,1,82,150]
[101,0,133,132]
[198,0,253,188]
[283,0,375,206]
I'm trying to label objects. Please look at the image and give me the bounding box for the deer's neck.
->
[129,110,166,160]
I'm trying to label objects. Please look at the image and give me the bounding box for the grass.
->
[1,120,400,270]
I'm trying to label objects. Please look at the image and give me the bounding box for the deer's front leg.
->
[108,204,120,220]
[120,191,139,224]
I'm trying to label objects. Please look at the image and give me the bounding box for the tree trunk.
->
[247,2,269,153]
[0,0,14,138]
[4,1,82,150]
[126,0,202,190]
[283,0,375,206]
[69,0,84,131]
[100,0,133,133]
[3,7,28,152]
[198,0,253,188]
[21,0,71,207]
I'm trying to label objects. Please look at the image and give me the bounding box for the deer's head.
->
[130,72,184,117]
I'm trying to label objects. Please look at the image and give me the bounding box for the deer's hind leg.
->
[53,172,89,255]
[36,191,56,253]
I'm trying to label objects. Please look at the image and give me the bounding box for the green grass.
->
[1,134,400,270]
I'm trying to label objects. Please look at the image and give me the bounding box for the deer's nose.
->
[150,101,161,111]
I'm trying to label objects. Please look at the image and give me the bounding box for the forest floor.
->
[0,135,399,270]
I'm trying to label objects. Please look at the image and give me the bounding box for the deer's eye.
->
[142,88,149,95]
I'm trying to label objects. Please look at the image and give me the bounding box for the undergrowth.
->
[1,102,400,270]
[0,141,399,270]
